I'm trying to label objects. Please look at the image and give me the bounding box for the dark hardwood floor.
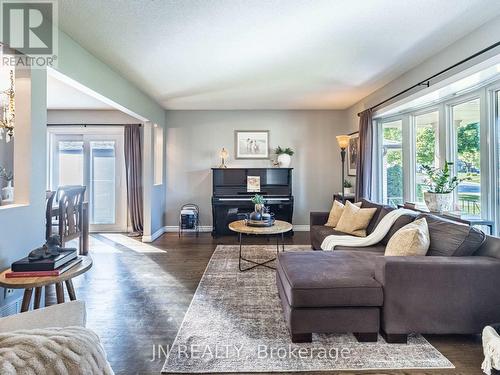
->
[67,232,483,375]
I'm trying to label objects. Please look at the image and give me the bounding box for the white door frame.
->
[47,126,127,232]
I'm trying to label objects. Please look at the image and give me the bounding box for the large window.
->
[496,91,500,226]
[90,141,116,225]
[415,111,439,203]
[49,130,127,232]
[452,98,481,215]
[57,141,84,186]
[375,76,500,234]
[381,120,403,206]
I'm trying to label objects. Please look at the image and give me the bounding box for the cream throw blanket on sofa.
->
[321,208,415,251]
[0,326,114,375]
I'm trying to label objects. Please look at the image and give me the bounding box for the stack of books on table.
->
[6,249,82,278]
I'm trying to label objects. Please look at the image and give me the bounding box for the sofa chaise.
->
[277,199,500,343]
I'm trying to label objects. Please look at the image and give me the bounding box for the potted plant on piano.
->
[274,146,294,168]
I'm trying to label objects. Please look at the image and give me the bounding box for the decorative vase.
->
[1,180,14,203]
[277,153,291,168]
[250,203,264,221]
[344,187,352,195]
[424,192,453,213]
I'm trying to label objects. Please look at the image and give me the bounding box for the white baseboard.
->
[142,226,167,243]
[144,224,309,242]
[164,226,213,233]
[293,225,310,231]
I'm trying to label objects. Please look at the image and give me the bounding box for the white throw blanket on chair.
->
[482,326,500,375]
[321,208,415,251]
[0,326,114,375]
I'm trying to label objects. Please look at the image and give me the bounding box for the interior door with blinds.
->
[50,129,127,232]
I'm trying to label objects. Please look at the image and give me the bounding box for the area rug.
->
[162,245,454,373]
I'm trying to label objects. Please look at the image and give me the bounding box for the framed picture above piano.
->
[234,130,269,159]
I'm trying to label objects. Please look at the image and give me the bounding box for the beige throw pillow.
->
[325,200,362,227]
[384,218,430,256]
[334,201,377,237]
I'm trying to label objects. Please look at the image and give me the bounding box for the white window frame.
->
[375,76,500,231]
[445,91,486,219]
[153,125,163,186]
[47,126,127,232]
[486,81,500,234]
[377,116,405,206]
[411,106,441,203]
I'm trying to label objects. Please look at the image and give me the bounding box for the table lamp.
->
[219,148,228,168]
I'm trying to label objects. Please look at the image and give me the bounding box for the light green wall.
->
[0,69,47,307]
[0,29,168,309]
[54,31,166,237]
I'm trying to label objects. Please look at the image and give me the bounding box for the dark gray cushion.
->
[334,244,386,253]
[474,235,500,259]
[380,213,418,245]
[277,250,383,308]
[417,214,486,257]
[360,199,394,235]
[310,225,346,250]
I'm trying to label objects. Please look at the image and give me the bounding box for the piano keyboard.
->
[218,197,290,201]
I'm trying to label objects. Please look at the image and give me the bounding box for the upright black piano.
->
[211,168,294,236]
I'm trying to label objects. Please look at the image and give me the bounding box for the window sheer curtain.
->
[355,109,374,201]
[124,124,143,235]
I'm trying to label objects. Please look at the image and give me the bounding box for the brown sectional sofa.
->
[277,199,500,343]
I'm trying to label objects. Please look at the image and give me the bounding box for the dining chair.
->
[55,185,81,204]
[45,191,56,240]
[56,186,86,253]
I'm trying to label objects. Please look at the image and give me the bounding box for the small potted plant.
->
[250,194,265,220]
[343,180,353,195]
[422,161,464,213]
[0,166,13,203]
[274,146,294,168]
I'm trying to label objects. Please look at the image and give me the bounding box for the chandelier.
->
[0,70,15,142]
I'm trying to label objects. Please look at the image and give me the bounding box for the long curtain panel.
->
[124,124,144,235]
[355,109,373,201]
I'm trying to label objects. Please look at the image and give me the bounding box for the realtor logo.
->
[1,0,58,67]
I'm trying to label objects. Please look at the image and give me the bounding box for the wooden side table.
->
[0,256,93,312]
[333,193,356,204]
[228,220,293,272]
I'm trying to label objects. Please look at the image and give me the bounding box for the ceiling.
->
[57,0,500,110]
[47,74,113,109]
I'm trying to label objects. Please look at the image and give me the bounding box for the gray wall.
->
[165,110,348,227]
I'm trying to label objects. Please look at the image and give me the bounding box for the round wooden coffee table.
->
[0,256,93,312]
[228,220,293,272]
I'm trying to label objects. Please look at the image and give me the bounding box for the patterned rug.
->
[162,245,454,373]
